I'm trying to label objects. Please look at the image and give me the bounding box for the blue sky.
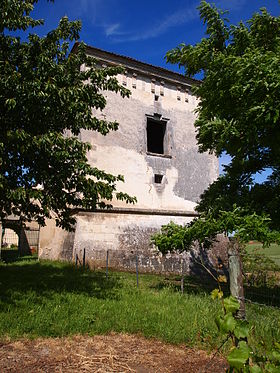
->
[30,0,279,181]
[31,0,280,70]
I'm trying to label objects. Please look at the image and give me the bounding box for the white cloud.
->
[111,6,198,42]
[105,23,120,36]
[72,0,103,20]
[104,23,127,37]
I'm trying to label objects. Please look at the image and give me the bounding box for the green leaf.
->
[224,296,240,314]
[211,288,223,299]
[227,341,251,370]
[216,313,236,333]
[234,320,250,339]
[264,363,280,373]
[272,350,280,362]
[249,365,262,373]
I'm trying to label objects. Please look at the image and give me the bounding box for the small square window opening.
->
[154,174,163,184]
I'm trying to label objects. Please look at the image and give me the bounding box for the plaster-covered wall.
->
[83,71,218,211]
[39,218,75,261]
[40,211,228,276]
[39,48,221,274]
[72,211,193,273]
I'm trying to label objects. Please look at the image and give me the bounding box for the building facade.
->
[39,45,220,274]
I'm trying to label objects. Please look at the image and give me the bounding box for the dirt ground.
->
[0,333,228,373]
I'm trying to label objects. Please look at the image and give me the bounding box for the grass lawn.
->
[246,242,280,266]
[0,259,279,355]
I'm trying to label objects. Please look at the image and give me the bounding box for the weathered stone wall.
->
[39,211,228,276]
[39,218,75,261]
[39,47,222,274]
[82,68,218,212]
[72,211,193,274]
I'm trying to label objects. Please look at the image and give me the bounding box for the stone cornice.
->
[71,42,200,90]
[75,207,198,217]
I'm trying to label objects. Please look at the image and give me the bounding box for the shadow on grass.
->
[0,260,122,310]
[244,285,280,307]
[1,247,39,263]
[1,248,21,263]
[151,274,230,297]
[151,248,280,307]
[152,274,280,307]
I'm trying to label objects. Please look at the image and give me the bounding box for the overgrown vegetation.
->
[0,0,135,230]
[158,2,280,368]
[208,264,280,372]
[166,1,280,228]
[0,259,279,358]
[153,207,280,255]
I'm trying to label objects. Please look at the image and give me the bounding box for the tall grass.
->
[0,259,279,353]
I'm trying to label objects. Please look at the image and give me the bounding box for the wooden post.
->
[106,250,109,279]
[82,248,86,269]
[0,222,3,260]
[36,226,40,261]
[228,239,246,319]
[136,254,139,288]
[181,258,184,294]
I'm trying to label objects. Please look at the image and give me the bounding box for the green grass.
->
[0,259,279,354]
[246,242,280,266]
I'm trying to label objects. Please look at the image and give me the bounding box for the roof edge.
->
[71,42,200,88]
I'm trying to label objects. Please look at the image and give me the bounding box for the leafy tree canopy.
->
[153,206,280,255]
[166,1,280,230]
[0,0,135,230]
[155,1,280,254]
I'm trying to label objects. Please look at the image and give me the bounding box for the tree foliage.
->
[0,0,135,230]
[153,1,280,255]
[153,206,280,255]
[166,1,280,230]
[154,4,280,366]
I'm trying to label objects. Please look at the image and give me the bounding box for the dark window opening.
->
[154,174,163,184]
[154,94,159,101]
[147,118,166,154]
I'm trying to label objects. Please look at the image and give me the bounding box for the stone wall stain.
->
[39,47,221,276]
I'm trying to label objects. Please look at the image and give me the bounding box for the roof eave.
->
[70,42,200,88]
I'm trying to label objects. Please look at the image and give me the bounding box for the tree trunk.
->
[228,238,246,319]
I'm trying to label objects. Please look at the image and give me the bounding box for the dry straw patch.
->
[0,333,227,372]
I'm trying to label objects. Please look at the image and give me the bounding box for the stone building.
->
[39,44,219,274]
[0,216,40,255]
